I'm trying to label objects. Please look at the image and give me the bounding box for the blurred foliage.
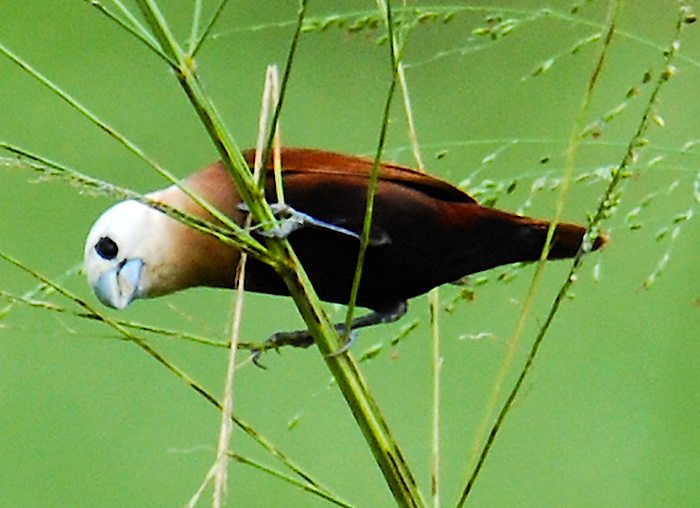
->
[1,1,699,507]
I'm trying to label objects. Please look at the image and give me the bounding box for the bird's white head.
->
[84,199,175,309]
[85,175,240,310]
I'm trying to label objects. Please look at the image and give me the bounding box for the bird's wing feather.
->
[242,147,477,205]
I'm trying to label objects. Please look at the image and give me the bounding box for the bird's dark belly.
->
[242,227,445,311]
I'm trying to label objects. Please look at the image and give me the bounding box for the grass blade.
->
[133,1,426,504]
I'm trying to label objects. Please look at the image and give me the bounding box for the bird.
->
[84,147,606,349]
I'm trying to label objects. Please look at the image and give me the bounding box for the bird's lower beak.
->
[94,258,144,309]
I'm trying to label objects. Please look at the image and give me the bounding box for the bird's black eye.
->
[95,236,119,260]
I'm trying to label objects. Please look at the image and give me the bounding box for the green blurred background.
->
[1,1,699,506]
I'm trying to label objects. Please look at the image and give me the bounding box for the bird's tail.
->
[541,218,607,259]
[454,206,607,276]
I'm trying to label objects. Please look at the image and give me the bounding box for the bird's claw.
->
[237,202,360,240]
[246,304,407,367]
[248,328,316,368]
[251,329,358,366]
[325,331,358,358]
[249,337,284,369]
[250,348,267,369]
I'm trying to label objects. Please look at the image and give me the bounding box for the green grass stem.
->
[0,248,336,498]
[132,1,425,504]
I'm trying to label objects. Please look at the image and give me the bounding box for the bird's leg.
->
[237,202,361,240]
[325,300,408,357]
[251,301,408,366]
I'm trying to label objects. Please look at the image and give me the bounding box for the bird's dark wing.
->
[243,147,477,206]
[245,150,475,308]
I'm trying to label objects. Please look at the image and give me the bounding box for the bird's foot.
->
[249,327,358,366]
[249,328,316,368]
[324,330,358,357]
[237,202,360,240]
[247,302,408,367]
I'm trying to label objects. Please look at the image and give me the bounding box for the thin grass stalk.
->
[0,261,81,317]
[429,289,441,507]
[0,143,271,265]
[188,0,203,54]
[226,452,353,508]
[0,289,232,348]
[398,63,424,171]
[213,5,700,73]
[456,1,628,504]
[261,0,308,170]
[342,0,400,337]
[0,41,249,247]
[396,40,442,507]
[212,66,279,507]
[133,1,424,504]
[212,243,248,508]
[111,0,159,45]
[253,65,285,204]
[0,249,334,496]
[191,452,353,508]
[188,463,218,508]
[190,0,230,58]
[190,449,352,508]
[271,85,284,204]
[457,0,683,492]
[134,0,265,219]
[87,1,173,65]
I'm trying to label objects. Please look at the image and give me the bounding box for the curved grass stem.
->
[134,0,424,505]
[456,1,689,504]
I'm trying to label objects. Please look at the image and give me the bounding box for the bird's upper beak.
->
[93,258,144,309]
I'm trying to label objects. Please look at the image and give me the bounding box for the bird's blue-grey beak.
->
[94,258,144,309]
